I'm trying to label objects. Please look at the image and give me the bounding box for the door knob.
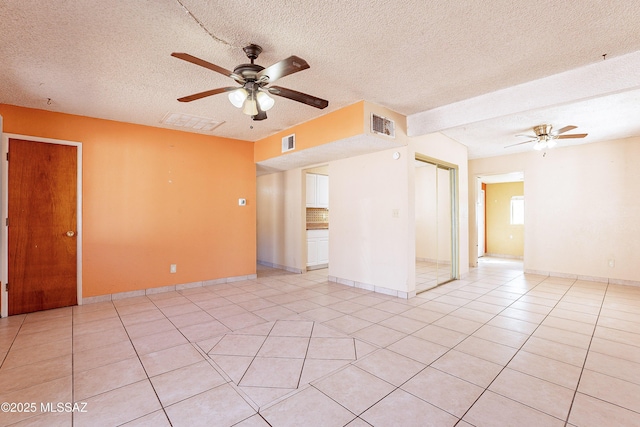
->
[66,231,75,237]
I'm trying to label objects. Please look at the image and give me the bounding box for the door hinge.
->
[5,152,8,161]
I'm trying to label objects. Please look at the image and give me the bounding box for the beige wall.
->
[485,182,524,257]
[469,136,640,284]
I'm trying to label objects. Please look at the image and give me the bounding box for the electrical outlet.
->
[392,209,399,218]
[170,264,177,273]
[608,259,615,268]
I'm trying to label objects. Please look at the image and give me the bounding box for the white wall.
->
[329,147,411,294]
[256,169,305,272]
[415,163,438,260]
[469,136,640,284]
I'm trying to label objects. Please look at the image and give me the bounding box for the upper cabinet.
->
[306,173,329,208]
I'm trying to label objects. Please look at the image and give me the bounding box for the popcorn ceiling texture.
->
[1,0,640,158]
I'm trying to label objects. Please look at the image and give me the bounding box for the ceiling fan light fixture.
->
[546,138,557,148]
[256,91,275,111]
[533,141,546,151]
[242,96,258,116]
[228,88,248,108]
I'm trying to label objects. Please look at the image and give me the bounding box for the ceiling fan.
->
[506,124,587,150]
[171,44,328,121]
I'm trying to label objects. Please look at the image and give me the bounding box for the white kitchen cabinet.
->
[305,173,329,208]
[307,229,329,267]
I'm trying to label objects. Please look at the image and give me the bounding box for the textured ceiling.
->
[2,0,640,160]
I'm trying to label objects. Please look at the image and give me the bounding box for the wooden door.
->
[8,138,78,315]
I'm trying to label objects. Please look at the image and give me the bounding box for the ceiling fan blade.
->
[257,56,310,83]
[505,139,536,148]
[171,52,244,83]
[555,125,577,135]
[268,86,328,109]
[556,133,588,139]
[515,133,537,139]
[177,87,237,102]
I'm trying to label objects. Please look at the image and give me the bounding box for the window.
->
[510,196,524,225]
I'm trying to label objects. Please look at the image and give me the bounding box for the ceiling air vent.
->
[371,113,395,138]
[282,134,295,153]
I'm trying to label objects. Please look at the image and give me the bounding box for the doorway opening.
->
[304,165,329,271]
[415,155,459,293]
[476,172,524,268]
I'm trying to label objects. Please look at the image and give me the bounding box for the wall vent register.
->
[371,113,395,138]
[282,134,295,152]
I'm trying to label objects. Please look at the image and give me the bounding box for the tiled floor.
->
[1,259,640,426]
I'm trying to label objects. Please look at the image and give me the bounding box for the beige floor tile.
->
[568,392,640,427]
[352,324,406,347]
[431,350,502,388]
[387,335,449,364]
[140,343,205,377]
[361,388,458,427]
[179,319,232,341]
[239,386,295,408]
[355,348,425,386]
[578,369,640,412]
[322,314,373,334]
[432,315,483,335]
[351,307,394,323]
[239,357,304,388]
[521,336,588,367]
[74,380,161,427]
[120,409,172,426]
[2,337,72,369]
[379,314,427,334]
[73,326,130,353]
[10,327,72,351]
[1,354,72,393]
[74,339,137,373]
[454,336,518,365]
[74,357,147,400]
[151,360,226,406]
[486,315,538,335]
[209,354,253,383]
[585,351,640,385]
[210,334,267,356]
[463,390,565,427]
[307,337,356,360]
[167,310,215,328]
[130,328,189,355]
[472,324,529,348]
[589,336,640,363]
[315,365,395,414]
[300,359,351,384]
[402,366,484,417]
[269,319,314,337]
[541,316,596,336]
[489,368,574,420]
[233,414,271,426]
[0,376,72,425]
[501,307,547,323]
[6,410,71,427]
[124,317,176,339]
[412,324,468,348]
[219,313,268,331]
[261,386,355,426]
[257,336,309,358]
[507,350,582,389]
[593,325,640,347]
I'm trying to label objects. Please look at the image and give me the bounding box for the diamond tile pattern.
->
[2,260,640,426]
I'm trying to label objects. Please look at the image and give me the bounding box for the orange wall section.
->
[0,104,256,297]
[254,101,365,162]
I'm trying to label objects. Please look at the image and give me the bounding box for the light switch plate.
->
[238,198,246,206]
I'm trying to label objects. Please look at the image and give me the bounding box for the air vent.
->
[282,134,295,152]
[371,113,395,138]
[161,112,223,131]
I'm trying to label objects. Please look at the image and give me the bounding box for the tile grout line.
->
[562,281,609,427]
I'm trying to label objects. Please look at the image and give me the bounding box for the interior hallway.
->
[1,261,639,426]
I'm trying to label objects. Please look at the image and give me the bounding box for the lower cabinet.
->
[307,229,329,267]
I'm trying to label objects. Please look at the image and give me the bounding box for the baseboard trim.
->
[81,273,258,305]
[257,260,304,274]
[524,269,640,287]
[327,275,415,299]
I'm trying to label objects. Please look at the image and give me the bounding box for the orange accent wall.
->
[1,104,256,297]
[254,101,365,162]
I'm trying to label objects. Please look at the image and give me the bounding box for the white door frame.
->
[1,133,83,317]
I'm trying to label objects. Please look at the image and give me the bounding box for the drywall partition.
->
[0,104,256,298]
[469,137,640,284]
[329,147,412,295]
[485,182,524,257]
[256,168,306,272]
